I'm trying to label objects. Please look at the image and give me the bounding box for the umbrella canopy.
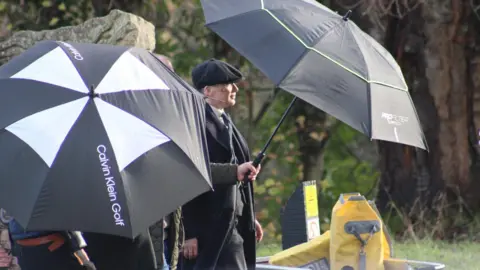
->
[0,40,212,238]
[200,0,427,150]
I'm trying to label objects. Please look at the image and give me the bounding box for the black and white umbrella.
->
[0,40,212,238]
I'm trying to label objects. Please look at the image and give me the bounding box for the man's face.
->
[204,83,239,109]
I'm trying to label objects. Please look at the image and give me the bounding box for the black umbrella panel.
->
[0,40,212,239]
[200,0,427,150]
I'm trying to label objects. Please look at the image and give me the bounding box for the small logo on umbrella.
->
[58,41,84,61]
[381,112,408,126]
[97,145,125,227]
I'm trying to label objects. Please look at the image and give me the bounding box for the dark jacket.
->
[148,209,182,270]
[182,105,256,270]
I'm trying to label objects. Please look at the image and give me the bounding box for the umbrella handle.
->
[81,260,97,270]
[74,249,96,270]
[63,231,97,270]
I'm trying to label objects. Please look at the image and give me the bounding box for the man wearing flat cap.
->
[181,59,263,270]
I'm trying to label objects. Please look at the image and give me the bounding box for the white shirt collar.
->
[209,104,224,118]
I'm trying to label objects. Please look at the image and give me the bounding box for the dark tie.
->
[221,113,238,164]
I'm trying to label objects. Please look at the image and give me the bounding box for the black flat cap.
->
[191,58,244,90]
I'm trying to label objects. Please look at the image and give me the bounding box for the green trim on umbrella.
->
[259,0,408,92]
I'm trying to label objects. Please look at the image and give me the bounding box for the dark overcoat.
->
[182,105,256,270]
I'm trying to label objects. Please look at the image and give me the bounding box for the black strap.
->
[351,225,377,270]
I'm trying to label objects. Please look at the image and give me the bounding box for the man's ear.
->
[203,86,210,96]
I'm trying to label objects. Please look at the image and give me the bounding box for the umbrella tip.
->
[88,85,98,98]
[342,10,352,21]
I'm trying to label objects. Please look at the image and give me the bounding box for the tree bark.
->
[354,0,480,227]
[292,100,329,182]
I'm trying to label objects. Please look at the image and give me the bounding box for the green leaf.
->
[264,178,275,187]
[268,187,281,196]
[255,185,266,195]
[58,2,66,11]
[49,17,59,26]
[41,0,52,7]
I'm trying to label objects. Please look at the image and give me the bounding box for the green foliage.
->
[0,0,95,32]
[318,123,379,230]
[151,1,215,78]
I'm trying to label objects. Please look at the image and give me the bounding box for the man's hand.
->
[255,219,264,242]
[237,162,261,182]
[182,238,198,260]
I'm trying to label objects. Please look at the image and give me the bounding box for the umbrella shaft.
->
[261,96,297,154]
[246,96,297,231]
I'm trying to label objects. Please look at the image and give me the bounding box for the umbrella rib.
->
[257,4,407,91]
[369,81,408,92]
[354,27,409,88]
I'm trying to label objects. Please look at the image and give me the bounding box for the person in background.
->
[149,53,182,270]
[182,59,263,270]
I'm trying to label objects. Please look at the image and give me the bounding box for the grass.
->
[257,239,480,269]
[257,242,282,258]
[393,240,479,269]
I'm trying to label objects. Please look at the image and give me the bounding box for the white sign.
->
[306,217,321,240]
[303,181,320,241]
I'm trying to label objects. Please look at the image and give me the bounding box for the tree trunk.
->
[292,100,329,182]
[352,0,480,232]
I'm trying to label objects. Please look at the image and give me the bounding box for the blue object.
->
[163,239,170,270]
[8,219,53,241]
[162,252,169,270]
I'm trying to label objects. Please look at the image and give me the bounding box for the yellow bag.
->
[330,194,391,270]
[369,200,394,260]
[268,192,394,270]
[331,192,360,214]
[268,230,330,268]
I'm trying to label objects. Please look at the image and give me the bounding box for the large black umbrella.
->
[0,40,212,239]
[200,0,427,150]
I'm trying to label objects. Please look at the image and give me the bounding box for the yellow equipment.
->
[330,193,391,270]
[269,230,330,268]
[269,193,394,270]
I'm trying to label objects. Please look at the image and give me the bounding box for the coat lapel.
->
[205,105,230,151]
[205,105,251,162]
[231,123,250,163]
